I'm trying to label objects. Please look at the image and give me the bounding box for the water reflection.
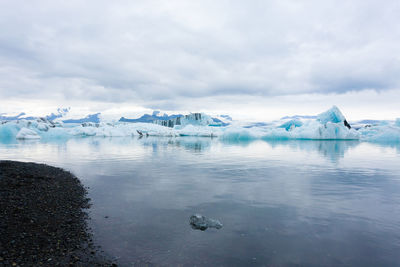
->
[265,140,360,163]
[1,134,399,156]
[1,138,400,266]
[139,137,213,153]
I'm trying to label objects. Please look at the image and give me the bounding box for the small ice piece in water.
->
[190,214,223,231]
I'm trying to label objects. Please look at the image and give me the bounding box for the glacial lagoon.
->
[1,137,400,266]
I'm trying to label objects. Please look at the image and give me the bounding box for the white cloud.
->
[0,0,399,117]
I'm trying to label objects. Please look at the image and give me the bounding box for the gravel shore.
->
[0,161,116,266]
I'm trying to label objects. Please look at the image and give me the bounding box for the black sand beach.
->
[0,161,115,266]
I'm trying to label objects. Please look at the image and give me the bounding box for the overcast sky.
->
[1,0,399,121]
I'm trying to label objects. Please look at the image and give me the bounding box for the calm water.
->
[1,137,400,266]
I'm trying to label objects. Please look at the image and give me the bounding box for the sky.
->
[0,0,399,121]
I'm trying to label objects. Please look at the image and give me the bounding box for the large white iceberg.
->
[0,106,399,143]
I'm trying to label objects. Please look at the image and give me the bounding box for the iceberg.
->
[358,124,400,142]
[317,105,351,129]
[0,122,21,142]
[119,111,230,126]
[177,125,219,137]
[0,106,399,143]
[16,128,41,139]
[153,113,215,128]
[67,122,179,137]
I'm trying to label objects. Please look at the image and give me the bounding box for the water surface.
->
[1,137,400,266]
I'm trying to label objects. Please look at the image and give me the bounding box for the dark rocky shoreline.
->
[0,161,116,266]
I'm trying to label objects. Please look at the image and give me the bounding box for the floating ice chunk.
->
[189,214,223,231]
[0,122,21,142]
[16,128,41,139]
[261,120,359,140]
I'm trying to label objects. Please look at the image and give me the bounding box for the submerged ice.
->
[0,106,399,143]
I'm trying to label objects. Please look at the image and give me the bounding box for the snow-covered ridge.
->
[1,106,399,142]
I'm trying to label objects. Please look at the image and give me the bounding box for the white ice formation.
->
[1,106,399,143]
[16,127,41,139]
[153,113,215,128]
